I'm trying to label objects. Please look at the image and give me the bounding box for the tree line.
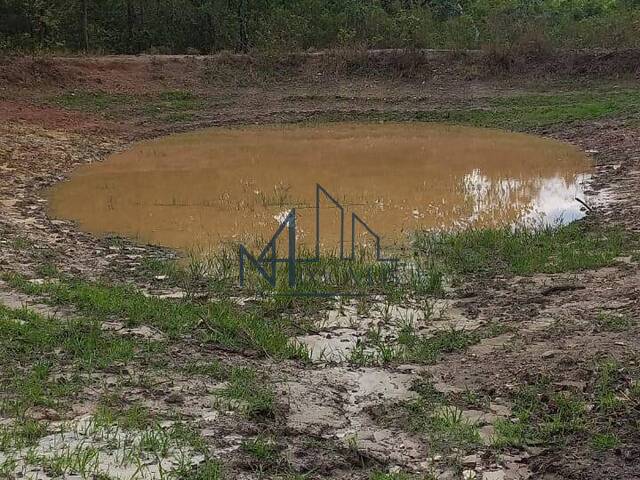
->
[1,0,639,54]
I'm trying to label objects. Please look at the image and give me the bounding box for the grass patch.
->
[496,359,640,450]
[631,380,640,400]
[165,244,442,307]
[310,89,640,131]
[144,221,625,306]
[3,273,308,361]
[349,321,480,366]
[40,446,101,477]
[94,402,153,430]
[2,361,83,415]
[459,387,490,410]
[201,301,310,359]
[187,460,224,480]
[0,418,47,450]
[423,90,640,129]
[0,305,143,368]
[93,401,209,455]
[51,89,202,119]
[183,359,227,379]
[428,405,481,450]
[414,223,635,278]
[241,435,278,461]
[141,90,201,118]
[348,327,478,366]
[11,236,33,250]
[51,87,640,129]
[162,111,196,122]
[243,251,402,300]
[591,432,619,451]
[0,303,146,414]
[214,367,275,418]
[3,273,201,336]
[402,381,480,454]
[370,473,426,480]
[595,312,635,332]
[52,91,134,112]
[20,420,209,478]
[493,380,587,448]
[398,326,478,364]
[594,359,625,414]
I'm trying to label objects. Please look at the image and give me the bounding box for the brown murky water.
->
[48,123,591,254]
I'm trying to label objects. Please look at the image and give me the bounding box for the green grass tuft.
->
[398,326,478,364]
[214,367,275,418]
[402,381,480,454]
[595,312,635,332]
[493,380,587,448]
[187,460,224,479]
[241,435,278,461]
[3,273,309,361]
[53,91,134,112]
[591,432,619,451]
[414,223,635,278]
[0,418,47,450]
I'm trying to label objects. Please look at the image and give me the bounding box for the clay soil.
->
[0,52,639,480]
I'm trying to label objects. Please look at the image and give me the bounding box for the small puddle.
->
[48,123,592,252]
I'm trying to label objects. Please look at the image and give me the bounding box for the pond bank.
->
[0,55,639,479]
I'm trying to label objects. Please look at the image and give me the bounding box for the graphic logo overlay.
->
[239,184,397,296]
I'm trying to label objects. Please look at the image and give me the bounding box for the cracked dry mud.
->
[0,54,639,479]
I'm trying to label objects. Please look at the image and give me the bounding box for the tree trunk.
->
[81,0,89,52]
[237,0,248,53]
[126,0,134,53]
[206,12,216,53]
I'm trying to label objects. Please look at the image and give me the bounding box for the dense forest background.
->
[1,0,639,54]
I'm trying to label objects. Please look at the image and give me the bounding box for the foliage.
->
[2,0,640,54]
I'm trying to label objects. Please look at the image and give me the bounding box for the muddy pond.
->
[48,122,592,254]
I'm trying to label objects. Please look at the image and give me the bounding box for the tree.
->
[237,0,248,52]
[81,0,88,51]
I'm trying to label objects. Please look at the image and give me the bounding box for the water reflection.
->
[47,123,593,252]
[460,169,590,229]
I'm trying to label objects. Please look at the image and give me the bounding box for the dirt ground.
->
[0,53,639,480]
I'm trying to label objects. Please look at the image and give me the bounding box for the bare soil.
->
[0,53,639,480]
